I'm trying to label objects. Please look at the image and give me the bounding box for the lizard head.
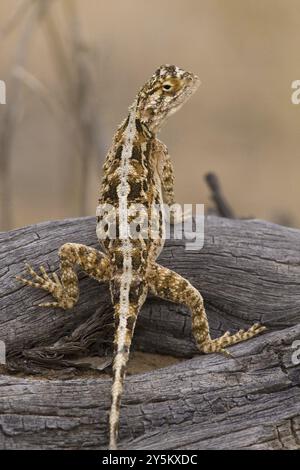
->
[136,64,200,133]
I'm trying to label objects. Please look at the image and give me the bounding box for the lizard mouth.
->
[168,73,201,116]
[185,72,201,93]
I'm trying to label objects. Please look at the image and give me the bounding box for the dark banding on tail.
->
[109,299,141,450]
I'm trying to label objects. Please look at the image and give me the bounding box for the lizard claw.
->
[219,348,233,359]
[250,323,266,334]
[39,265,52,282]
[52,272,62,286]
[16,275,42,289]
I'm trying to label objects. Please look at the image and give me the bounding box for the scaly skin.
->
[17,65,266,450]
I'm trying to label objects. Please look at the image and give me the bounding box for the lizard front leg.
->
[16,243,110,310]
[160,147,175,206]
[156,141,192,223]
[148,263,266,356]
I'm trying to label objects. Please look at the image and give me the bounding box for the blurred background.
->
[0,0,300,232]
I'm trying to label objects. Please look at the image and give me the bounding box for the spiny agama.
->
[17,65,266,449]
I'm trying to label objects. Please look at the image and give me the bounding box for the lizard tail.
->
[109,301,139,450]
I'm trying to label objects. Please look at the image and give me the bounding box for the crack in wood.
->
[0,216,300,448]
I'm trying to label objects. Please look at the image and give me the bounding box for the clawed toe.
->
[16,275,41,289]
[16,263,64,305]
[219,348,233,358]
[249,323,266,334]
[39,265,52,282]
[25,263,42,281]
[38,302,60,308]
[52,272,61,286]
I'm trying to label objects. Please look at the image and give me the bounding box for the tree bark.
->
[0,216,299,449]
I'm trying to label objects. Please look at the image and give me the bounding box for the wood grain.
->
[0,216,299,449]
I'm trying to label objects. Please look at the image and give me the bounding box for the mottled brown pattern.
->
[17,65,266,451]
[17,243,110,309]
[148,264,265,356]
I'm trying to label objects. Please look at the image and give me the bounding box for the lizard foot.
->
[202,323,266,357]
[16,263,71,309]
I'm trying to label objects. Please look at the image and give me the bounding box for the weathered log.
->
[137,213,300,356]
[0,216,299,449]
[0,325,299,449]
[1,216,300,355]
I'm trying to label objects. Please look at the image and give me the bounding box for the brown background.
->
[1,0,300,230]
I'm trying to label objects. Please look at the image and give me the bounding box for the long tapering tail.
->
[109,302,139,450]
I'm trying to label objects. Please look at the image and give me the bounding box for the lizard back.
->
[96,65,200,449]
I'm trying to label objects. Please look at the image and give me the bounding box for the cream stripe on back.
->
[116,101,137,352]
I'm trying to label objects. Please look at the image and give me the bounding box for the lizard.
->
[16,64,266,450]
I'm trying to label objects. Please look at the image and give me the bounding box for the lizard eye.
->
[162,83,173,91]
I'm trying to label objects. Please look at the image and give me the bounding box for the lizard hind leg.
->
[16,243,110,310]
[148,263,266,356]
